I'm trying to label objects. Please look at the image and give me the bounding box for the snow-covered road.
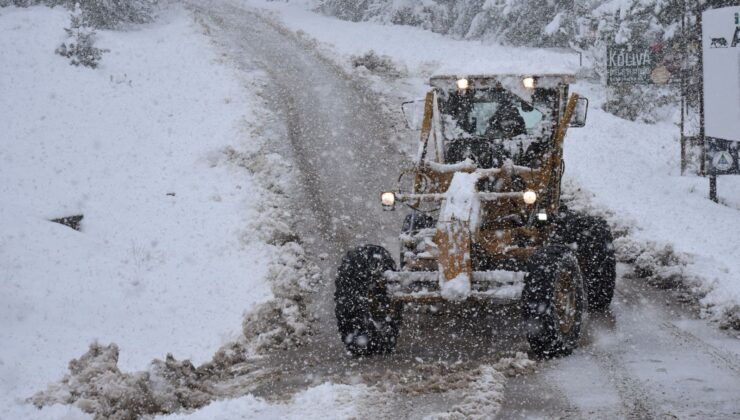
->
[178,1,740,418]
[188,0,405,359]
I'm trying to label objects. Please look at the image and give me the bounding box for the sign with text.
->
[703,6,740,174]
[607,44,655,85]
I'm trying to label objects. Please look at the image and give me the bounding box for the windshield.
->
[437,87,554,167]
[438,88,548,139]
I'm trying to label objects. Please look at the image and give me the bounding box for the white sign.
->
[702,6,740,143]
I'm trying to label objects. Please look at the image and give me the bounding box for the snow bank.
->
[562,86,740,328]
[333,351,531,418]
[30,343,214,418]
[0,5,281,418]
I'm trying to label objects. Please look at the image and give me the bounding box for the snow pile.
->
[492,352,538,377]
[350,49,404,77]
[562,172,740,330]
[30,343,215,418]
[155,383,369,420]
[429,353,535,419]
[220,125,321,353]
[428,366,505,420]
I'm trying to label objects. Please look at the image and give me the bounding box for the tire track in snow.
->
[615,274,740,378]
[584,344,662,419]
[659,320,740,377]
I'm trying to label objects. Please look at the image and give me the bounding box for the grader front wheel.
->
[334,245,403,356]
[522,245,586,358]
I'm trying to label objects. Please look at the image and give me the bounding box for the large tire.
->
[554,210,616,312]
[577,216,616,312]
[522,245,586,358]
[335,245,403,356]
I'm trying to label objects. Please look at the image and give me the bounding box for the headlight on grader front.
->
[523,190,537,205]
[522,76,536,89]
[381,192,396,210]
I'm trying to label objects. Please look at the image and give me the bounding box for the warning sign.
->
[707,138,740,174]
[712,151,734,172]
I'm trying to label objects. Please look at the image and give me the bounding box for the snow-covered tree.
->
[77,0,158,29]
[55,4,109,68]
[1,0,158,29]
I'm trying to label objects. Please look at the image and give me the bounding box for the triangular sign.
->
[718,154,729,165]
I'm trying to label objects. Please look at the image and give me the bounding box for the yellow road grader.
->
[335,74,616,358]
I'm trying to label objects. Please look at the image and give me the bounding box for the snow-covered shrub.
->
[2,0,158,29]
[603,84,677,123]
[222,145,320,353]
[351,50,402,76]
[76,0,158,29]
[55,7,109,68]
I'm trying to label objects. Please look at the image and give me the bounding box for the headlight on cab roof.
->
[522,76,536,89]
[456,78,469,90]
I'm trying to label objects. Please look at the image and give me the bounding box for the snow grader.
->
[334,74,616,358]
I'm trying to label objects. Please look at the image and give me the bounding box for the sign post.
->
[701,5,740,202]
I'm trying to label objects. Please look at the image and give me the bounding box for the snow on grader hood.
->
[335,74,615,359]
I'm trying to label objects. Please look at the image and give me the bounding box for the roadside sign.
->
[702,6,740,175]
[707,139,739,175]
[606,43,678,86]
[607,44,655,85]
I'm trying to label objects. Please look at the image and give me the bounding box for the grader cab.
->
[334,74,616,358]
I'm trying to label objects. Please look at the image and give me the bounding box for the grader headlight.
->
[523,190,537,205]
[456,78,469,90]
[381,192,396,210]
[522,76,536,89]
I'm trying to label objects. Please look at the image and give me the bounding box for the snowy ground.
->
[239,0,740,329]
[159,383,370,420]
[0,5,275,418]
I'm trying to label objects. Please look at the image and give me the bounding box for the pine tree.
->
[55,4,109,68]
